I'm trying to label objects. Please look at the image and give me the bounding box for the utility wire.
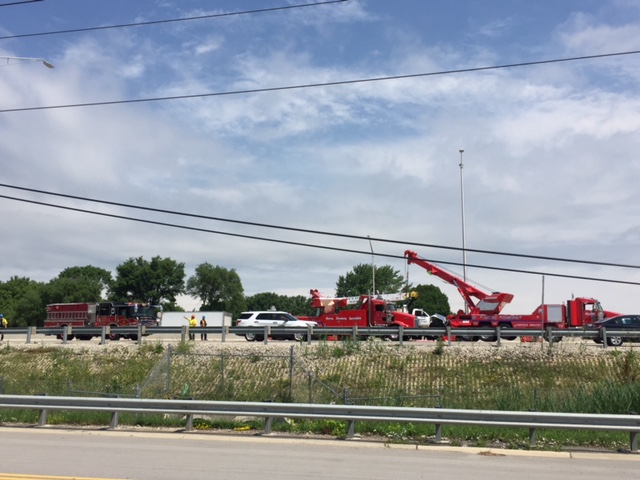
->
[0,0,43,6]
[1,192,638,286]
[1,49,638,114]
[0,0,348,40]
[0,183,637,270]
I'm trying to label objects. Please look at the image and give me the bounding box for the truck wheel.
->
[457,334,478,342]
[607,336,623,347]
[479,324,497,342]
[109,325,120,341]
[500,325,517,341]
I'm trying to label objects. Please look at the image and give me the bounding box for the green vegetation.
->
[0,342,637,451]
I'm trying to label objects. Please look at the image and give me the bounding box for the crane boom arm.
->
[403,250,513,314]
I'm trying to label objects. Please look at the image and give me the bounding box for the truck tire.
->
[245,333,256,342]
[109,325,120,341]
[479,323,497,342]
[500,325,517,341]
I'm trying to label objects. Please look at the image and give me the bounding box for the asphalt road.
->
[0,428,636,480]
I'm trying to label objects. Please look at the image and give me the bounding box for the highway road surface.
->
[0,428,637,480]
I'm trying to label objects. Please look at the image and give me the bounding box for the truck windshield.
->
[129,305,158,318]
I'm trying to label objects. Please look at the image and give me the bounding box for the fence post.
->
[307,324,313,345]
[166,344,172,395]
[289,345,294,402]
[220,352,225,395]
[398,326,404,346]
[308,373,313,404]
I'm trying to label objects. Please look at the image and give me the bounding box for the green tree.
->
[45,265,113,304]
[245,292,311,315]
[110,256,185,309]
[0,276,45,327]
[186,263,246,318]
[336,264,405,297]
[411,284,451,316]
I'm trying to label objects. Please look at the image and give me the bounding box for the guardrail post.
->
[435,423,442,442]
[137,325,144,344]
[100,326,108,345]
[602,327,607,349]
[529,427,537,446]
[62,325,70,344]
[446,325,452,346]
[110,411,119,429]
[347,420,355,438]
[38,408,48,426]
[307,325,313,345]
[221,325,228,343]
[399,326,404,346]
[27,326,35,344]
[352,326,358,342]
[185,414,193,431]
[631,431,638,453]
[180,325,187,344]
[264,326,270,345]
[264,416,273,434]
[496,326,501,347]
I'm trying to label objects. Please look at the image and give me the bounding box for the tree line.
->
[0,256,450,327]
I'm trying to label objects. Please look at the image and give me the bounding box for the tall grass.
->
[0,342,637,450]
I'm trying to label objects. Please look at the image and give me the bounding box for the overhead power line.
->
[0,183,638,271]
[0,0,43,6]
[0,0,348,40]
[1,192,638,286]
[1,49,638,114]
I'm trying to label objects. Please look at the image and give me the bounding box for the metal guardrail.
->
[1,325,638,346]
[0,394,638,451]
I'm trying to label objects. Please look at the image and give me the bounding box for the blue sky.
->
[1,0,640,314]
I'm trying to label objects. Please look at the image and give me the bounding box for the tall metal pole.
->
[459,149,467,283]
[368,236,375,296]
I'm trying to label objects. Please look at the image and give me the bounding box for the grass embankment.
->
[0,339,638,451]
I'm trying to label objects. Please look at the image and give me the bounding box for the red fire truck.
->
[44,302,160,341]
[404,250,618,341]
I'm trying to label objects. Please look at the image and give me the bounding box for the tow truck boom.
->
[404,250,514,315]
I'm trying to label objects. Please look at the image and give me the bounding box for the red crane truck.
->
[404,250,617,341]
[44,302,160,341]
[300,289,427,340]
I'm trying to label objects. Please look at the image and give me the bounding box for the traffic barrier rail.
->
[1,325,639,347]
[0,394,638,452]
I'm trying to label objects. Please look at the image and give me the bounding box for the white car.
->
[235,311,317,342]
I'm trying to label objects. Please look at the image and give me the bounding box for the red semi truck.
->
[404,250,618,341]
[44,302,160,341]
